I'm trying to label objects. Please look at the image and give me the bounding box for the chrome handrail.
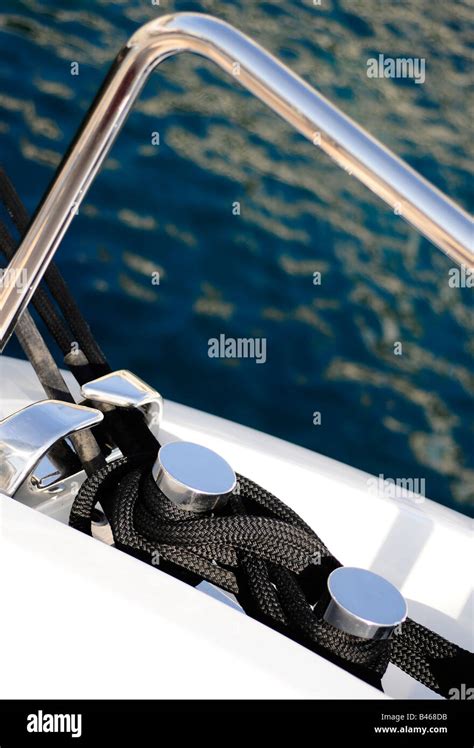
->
[0,12,472,350]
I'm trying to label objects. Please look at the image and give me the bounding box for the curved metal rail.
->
[0,12,472,349]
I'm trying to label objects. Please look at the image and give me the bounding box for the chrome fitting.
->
[81,369,163,430]
[322,566,407,640]
[0,400,103,497]
[152,441,236,513]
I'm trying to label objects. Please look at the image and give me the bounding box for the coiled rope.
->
[69,453,473,696]
[1,166,471,698]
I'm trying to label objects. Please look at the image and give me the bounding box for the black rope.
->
[0,219,74,354]
[0,166,159,464]
[0,201,105,475]
[69,453,473,697]
[2,165,471,698]
[0,165,109,375]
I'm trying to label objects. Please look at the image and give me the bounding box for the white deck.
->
[0,356,471,699]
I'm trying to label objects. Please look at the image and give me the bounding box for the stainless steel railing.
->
[0,12,472,349]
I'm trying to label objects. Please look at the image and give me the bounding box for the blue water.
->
[0,1,472,516]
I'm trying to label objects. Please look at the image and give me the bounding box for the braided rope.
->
[69,454,472,696]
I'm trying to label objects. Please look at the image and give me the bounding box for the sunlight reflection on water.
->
[0,0,472,514]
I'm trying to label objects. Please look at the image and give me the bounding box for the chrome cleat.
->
[322,566,407,640]
[152,441,236,513]
[0,400,103,497]
[81,369,163,430]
